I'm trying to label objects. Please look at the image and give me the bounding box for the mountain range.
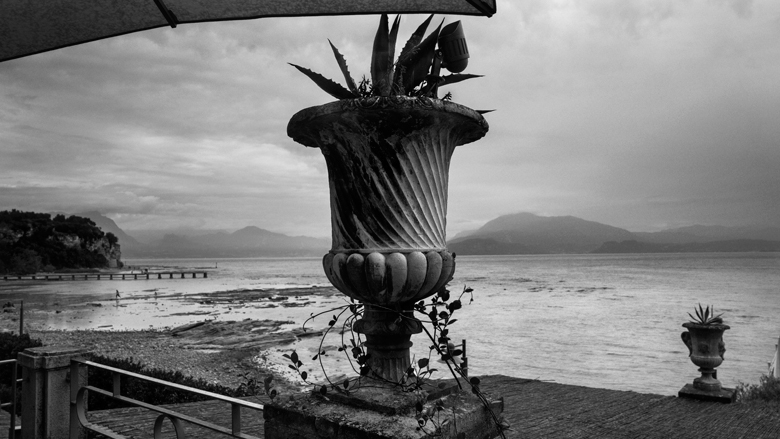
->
[75,212,329,258]
[447,212,780,255]
[76,212,780,257]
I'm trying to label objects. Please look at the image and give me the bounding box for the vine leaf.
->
[328,40,358,94]
[289,63,357,100]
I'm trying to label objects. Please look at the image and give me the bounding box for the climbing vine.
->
[265,284,509,438]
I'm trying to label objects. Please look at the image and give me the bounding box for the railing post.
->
[69,360,88,439]
[231,403,241,435]
[18,347,91,439]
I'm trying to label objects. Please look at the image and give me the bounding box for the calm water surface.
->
[3,253,778,395]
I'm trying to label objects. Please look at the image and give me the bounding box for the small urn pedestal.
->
[264,97,504,438]
[678,322,735,403]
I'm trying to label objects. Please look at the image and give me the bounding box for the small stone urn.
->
[681,322,730,393]
[288,96,487,382]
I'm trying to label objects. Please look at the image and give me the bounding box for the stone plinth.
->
[264,380,503,439]
[678,383,735,403]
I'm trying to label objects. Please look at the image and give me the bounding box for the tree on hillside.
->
[0,210,118,274]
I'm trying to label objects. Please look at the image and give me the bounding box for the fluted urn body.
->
[288,96,488,381]
[681,322,730,391]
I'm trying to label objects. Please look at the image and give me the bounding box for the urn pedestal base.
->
[264,380,504,439]
[678,383,735,403]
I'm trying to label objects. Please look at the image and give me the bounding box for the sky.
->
[2,0,779,239]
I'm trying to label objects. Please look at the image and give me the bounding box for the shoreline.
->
[26,319,318,393]
[1,285,344,392]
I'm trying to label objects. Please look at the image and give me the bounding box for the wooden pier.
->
[2,272,208,281]
[77,375,780,438]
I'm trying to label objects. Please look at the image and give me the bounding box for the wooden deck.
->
[77,375,780,438]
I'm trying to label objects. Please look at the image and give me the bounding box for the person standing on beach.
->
[115,290,121,299]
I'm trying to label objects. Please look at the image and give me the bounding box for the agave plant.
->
[289,14,481,100]
[687,304,724,325]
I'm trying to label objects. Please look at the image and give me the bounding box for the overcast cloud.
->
[1,0,779,238]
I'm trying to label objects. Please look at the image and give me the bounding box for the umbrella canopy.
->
[0,0,496,62]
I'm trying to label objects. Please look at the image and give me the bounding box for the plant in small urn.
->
[681,304,730,395]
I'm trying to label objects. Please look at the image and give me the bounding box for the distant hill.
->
[76,211,141,247]
[593,239,780,253]
[448,212,780,255]
[143,226,330,258]
[449,213,635,254]
[634,225,780,243]
[120,226,328,258]
[75,212,330,258]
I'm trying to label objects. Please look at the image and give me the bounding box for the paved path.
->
[67,375,780,438]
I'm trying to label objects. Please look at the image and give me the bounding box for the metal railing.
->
[69,359,263,439]
[770,335,779,379]
[0,359,21,439]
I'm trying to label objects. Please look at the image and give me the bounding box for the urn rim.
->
[682,322,731,330]
[287,95,489,148]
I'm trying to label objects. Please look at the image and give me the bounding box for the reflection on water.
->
[2,253,778,396]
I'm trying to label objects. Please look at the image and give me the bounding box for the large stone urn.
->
[288,96,488,382]
[681,322,729,391]
[679,322,734,402]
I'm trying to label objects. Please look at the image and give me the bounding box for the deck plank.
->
[79,375,780,438]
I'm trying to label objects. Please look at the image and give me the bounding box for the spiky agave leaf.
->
[397,19,443,94]
[393,14,433,89]
[371,14,391,96]
[288,63,357,100]
[328,40,358,94]
[386,15,401,90]
[439,73,483,88]
[397,14,433,66]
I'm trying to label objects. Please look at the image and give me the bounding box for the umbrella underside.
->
[0,0,496,62]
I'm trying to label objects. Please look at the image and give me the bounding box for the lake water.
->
[2,253,778,396]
